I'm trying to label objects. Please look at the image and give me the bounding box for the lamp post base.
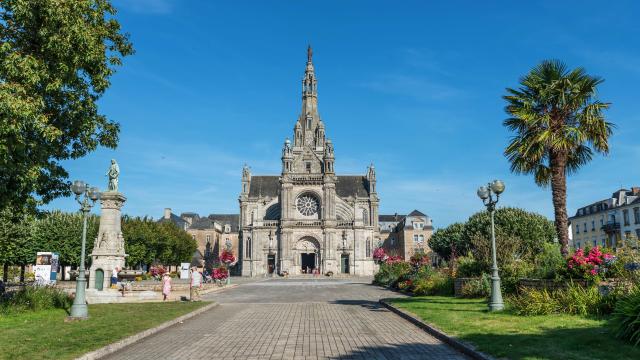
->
[70,275,89,318]
[488,274,504,312]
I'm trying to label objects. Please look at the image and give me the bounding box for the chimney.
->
[164,208,171,220]
[632,187,640,196]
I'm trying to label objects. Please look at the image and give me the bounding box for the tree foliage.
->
[503,60,613,255]
[122,217,196,268]
[428,223,466,260]
[30,210,99,267]
[1,212,196,272]
[0,0,133,212]
[429,207,556,263]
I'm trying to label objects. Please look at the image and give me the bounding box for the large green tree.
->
[0,0,133,212]
[428,222,466,261]
[503,60,613,256]
[0,209,35,281]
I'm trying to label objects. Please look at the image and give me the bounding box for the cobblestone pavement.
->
[105,277,467,360]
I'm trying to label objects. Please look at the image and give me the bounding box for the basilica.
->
[238,47,380,276]
[160,48,434,276]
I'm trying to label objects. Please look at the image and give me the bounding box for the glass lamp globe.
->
[71,180,86,195]
[88,187,101,201]
[477,186,490,200]
[491,180,505,194]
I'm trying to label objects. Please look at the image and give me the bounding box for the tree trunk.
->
[19,264,25,282]
[550,151,570,257]
[2,263,7,282]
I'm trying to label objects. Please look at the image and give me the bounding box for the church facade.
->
[239,47,380,276]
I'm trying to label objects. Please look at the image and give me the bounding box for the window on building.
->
[246,237,252,258]
[623,209,630,226]
[576,224,580,233]
[602,238,606,247]
[610,214,616,223]
[305,162,311,172]
[576,242,581,249]
[600,216,604,226]
[583,222,587,232]
[593,239,597,247]
[591,221,595,231]
[419,235,424,243]
[413,222,424,230]
[634,207,640,224]
[413,235,419,242]
[206,234,211,242]
[390,236,395,245]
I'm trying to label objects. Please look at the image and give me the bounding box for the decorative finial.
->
[307,45,312,62]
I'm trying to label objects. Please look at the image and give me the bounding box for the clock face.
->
[296,194,319,216]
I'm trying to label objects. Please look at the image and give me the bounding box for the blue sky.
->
[45,0,640,227]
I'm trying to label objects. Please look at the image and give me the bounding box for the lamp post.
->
[69,180,100,319]
[477,179,505,312]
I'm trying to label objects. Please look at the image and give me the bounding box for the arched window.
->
[363,209,369,226]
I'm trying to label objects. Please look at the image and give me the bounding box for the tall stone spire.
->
[300,45,319,133]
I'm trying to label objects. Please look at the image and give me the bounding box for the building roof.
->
[379,214,405,222]
[336,176,370,198]
[408,209,427,217]
[248,176,280,197]
[208,214,240,232]
[248,175,370,198]
[190,217,214,230]
[157,213,188,228]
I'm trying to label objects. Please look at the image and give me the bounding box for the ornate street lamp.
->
[69,180,100,319]
[477,179,505,311]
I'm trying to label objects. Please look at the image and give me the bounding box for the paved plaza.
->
[105,277,467,360]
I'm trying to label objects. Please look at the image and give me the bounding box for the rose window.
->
[296,195,319,216]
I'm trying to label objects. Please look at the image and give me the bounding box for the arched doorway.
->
[95,269,104,291]
[296,237,320,274]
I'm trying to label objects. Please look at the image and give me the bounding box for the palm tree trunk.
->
[550,151,570,257]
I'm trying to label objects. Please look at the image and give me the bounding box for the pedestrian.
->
[190,267,202,301]
[162,272,172,301]
[111,266,119,289]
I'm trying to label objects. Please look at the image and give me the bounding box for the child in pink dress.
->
[162,273,172,301]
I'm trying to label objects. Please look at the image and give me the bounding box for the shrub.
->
[565,246,614,283]
[509,283,615,316]
[533,242,564,280]
[456,252,485,278]
[373,262,412,288]
[510,287,560,315]
[612,287,640,346]
[413,270,454,296]
[461,273,491,298]
[0,286,72,314]
[501,260,534,294]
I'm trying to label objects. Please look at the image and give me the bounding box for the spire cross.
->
[307,45,313,62]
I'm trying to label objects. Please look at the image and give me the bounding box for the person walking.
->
[162,273,172,301]
[190,267,202,301]
[111,266,119,289]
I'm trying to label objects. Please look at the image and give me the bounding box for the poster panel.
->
[180,262,190,280]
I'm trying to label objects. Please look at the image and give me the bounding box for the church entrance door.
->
[341,254,349,274]
[267,255,276,274]
[301,253,315,274]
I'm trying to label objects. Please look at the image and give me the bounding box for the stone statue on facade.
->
[106,159,120,192]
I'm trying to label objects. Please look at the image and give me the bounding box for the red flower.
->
[220,250,236,264]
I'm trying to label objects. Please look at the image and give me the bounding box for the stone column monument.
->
[89,159,127,290]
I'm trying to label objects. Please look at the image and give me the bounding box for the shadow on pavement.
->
[330,299,389,312]
[334,342,467,359]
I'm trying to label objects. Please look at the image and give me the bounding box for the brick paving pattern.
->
[105,278,467,360]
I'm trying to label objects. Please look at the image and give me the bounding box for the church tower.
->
[241,47,379,277]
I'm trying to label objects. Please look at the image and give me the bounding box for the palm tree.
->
[503,60,613,256]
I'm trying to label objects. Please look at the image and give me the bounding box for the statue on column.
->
[106,159,120,192]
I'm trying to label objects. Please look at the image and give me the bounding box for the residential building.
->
[569,187,640,249]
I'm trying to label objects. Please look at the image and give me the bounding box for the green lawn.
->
[389,296,640,360]
[0,301,208,360]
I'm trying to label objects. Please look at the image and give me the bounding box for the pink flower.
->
[590,269,597,275]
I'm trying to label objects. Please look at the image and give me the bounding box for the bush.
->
[501,260,534,294]
[533,242,564,280]
[509,283,615,316]
[413,270,454,296]
[612,287,640,346]
[455,252,485,278]
[0,286,72,314]
[373,262,412,288]
[461,273,491,298]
